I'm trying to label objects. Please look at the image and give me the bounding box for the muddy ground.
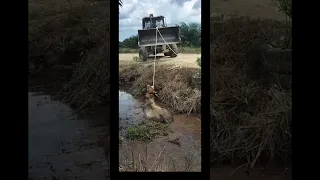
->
[118,90,201,172]
[119,53,201,68]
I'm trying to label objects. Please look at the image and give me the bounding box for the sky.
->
[119,0,201,41]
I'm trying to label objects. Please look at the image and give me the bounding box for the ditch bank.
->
[119,63,201,114]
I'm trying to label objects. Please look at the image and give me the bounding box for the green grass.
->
[126,121,170,142]
[119,48,139,53]
[196,57,201,67]
[119,46,201,54]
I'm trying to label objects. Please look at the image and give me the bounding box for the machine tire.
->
[169,44,178,58]
[139,47,148,61]
[164,52,170,56]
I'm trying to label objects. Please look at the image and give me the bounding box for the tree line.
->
[119,22,201,49]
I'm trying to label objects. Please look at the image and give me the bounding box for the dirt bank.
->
[119,53,201,68]
[28,0,111,179]
[209,0,292,178]
[29,0,111,110]
[119,63,201,114]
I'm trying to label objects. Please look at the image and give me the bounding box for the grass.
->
[210,15,292,168]
[126,121,170,142]
[119,46,201,54]
[196,57,201,67]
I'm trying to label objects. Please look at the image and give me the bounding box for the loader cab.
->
[142,14,166,29]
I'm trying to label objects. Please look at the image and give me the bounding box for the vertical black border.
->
[110,0,120,178]
[201,0,211,179]
[111,0,210,179]
[4,0,28,178]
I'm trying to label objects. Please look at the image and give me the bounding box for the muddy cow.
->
[142,85,174,123]
[146,84,157,94]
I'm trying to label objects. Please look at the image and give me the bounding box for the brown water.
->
[28,92,109,180]
[118,91,201,172]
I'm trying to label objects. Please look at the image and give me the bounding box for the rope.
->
[152,27,182,89]
[156,28,183,60]
[152,27,157,89]
[156,28,201,76]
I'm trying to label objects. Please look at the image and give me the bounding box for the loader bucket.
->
[138,26,180,47]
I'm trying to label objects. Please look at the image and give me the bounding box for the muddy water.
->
[28,92,109,180]
[119,91,145,136]
[119,91,201,172]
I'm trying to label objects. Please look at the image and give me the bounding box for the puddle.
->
[28,92,109,179]
[118,90,201,172]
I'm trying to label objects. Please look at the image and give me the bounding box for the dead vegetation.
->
[119,143,200,172]
[29,0,110,68]
[210,14,292,168]
[119,64,201,114]
[57,40,110,109]
[28,0,111,108]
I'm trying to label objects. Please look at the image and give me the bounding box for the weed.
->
[196,57,201,67]
[126,121,170,142]
[132,56,140,62]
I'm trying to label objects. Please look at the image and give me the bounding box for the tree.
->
[120,35,138,49]
[179,22,201,47]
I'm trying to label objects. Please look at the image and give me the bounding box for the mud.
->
[119,91,201,171]
[28,91,109,179]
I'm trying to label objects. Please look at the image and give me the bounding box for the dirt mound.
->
[210,16,292,167]
[120,64,201,114]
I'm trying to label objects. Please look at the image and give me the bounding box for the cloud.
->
[119,0,201,41]
[172,0,193,7]
[192,0,201,10]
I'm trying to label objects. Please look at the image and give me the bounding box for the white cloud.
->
[119,0,201,41]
